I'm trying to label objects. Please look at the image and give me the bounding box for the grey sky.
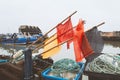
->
[0,0,120,34]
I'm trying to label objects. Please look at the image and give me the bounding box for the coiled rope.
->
[86,54,120,74]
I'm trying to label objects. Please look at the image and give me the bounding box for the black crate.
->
[84,71,120,80]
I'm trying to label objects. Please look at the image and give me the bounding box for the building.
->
[19,25,42,36]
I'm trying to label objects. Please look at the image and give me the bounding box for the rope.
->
[86,54,120,74]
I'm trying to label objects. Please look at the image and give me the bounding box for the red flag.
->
[73,19,84,62]
[57,18,73,45]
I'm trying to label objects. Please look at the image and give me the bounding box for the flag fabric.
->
[41,18,95,61]
[85,27,104,53]
[56,18,73,47]
[73,19,94,62]
[84,27,104,63]
[81,33,94,58]
[41,34,61,59]
[73,19,84,62]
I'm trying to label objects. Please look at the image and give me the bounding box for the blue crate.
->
[41,62,85,80]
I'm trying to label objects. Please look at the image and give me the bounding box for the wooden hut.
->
[19,25,42,36]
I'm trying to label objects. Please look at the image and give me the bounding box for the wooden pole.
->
[28,11,77,47]
[44,11,77,36]
[33,22,105,52]
[32,26,76,52]
[33,33,56,52]
[39,22,105,55]
[23,48,33,80]
[41,38,73,55]
[86,22,105,32]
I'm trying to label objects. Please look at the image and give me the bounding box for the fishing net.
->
[49,58,81,78]
[85,27,104,53]
[86,54,120,74]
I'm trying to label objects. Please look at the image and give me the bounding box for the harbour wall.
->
[101,31,120,41]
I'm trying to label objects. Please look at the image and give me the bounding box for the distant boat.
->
[0,33,43,45]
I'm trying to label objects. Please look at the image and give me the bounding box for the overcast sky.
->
[0,0,120,34]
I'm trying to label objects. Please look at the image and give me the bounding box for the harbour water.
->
[0,41,120,80]
[1,41,120,59]
[102,41,120,54]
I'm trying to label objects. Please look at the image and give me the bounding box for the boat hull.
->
[1,37,37,45]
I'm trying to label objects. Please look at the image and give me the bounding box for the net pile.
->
[48,58,81,79]
[86,54,120,74]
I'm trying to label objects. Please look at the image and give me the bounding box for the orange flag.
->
[57,18,73,49]
[41,34,61,59]
[81,33,94,57]
[73,19,94,62]
[73,19,84,62]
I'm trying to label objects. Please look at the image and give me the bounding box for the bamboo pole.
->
[32,33,56,52]
[41,38,73,55]
[33,22,105,52]
[28,11,77,47]
[86,22,105,32]
[43,11,77,36]
[39,22,105,55]
[33,20,85,51]
[32,26,76,53]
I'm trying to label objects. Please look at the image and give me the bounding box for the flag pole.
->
[32,27,76,53]
[39,22,105,57]
[41,38,73,55]
[32,33,56,52]
[33,22,105,52]
[86,22,105,32]
[28,11,77,47]
[44,11,77,36]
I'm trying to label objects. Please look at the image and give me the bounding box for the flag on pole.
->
[73,19,84,62]
[85,27,104,53]
[56,18,73,49]
[81,33,94,57]
[73,19,95,62]
[41,34,61,59]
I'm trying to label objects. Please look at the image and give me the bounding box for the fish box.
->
[41,62,85,80]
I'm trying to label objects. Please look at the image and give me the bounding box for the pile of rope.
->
[86,54,120,74]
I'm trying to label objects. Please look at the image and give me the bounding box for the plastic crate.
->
[41,62,85,80]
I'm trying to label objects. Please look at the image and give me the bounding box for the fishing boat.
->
[0,25,45,45]
[0,33,43,45]
[0,53,53,80]
[0,62,24,80]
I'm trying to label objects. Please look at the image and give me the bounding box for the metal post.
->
[23,48,33,80]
